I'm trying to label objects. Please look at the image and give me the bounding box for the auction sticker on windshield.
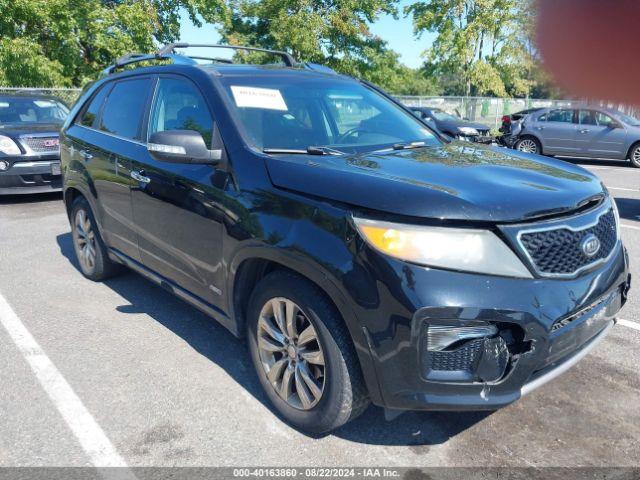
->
[230,86,288,111]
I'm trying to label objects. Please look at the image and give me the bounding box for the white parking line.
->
[0,292,132,471]
[618,319,640,332]
[621,223,640,231]
[609,187,639,192]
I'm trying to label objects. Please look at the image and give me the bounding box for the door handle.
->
[131,170,151,184]
[579,129,590,134]
[536,126,545,131]
[80,150,93,161]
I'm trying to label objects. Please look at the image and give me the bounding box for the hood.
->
[0,123,61,138]
[265,142,604,223]
[436,119,489,133]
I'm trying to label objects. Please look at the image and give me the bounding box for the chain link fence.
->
[396,95,640,131]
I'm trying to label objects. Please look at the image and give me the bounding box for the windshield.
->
[0,96,69,127]
[218,75,439,153]
[430,109,460,122]
[613,110,640,126]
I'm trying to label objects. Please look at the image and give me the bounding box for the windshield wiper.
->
[391,141,427,150]
[306,146,345,156]
[262,146,345,156]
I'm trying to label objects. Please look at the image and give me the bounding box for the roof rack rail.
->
[100,52,198,76]
[157,43,297,67]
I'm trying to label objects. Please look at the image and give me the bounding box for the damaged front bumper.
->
[356,243,630,412]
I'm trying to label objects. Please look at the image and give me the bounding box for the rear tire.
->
[246,270,369,433]
[515,136,541,155]
[628,143,640,168]
[70,197,123,281]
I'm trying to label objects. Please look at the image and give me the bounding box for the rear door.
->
[65,78,153,260]
[576,109,627,158]
[534,108,579,155]
[130,75,226,306]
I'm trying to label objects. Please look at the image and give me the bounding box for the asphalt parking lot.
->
[0,157,639,469]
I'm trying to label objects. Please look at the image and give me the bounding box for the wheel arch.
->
[228,247,384,405]
[625,140,640,162]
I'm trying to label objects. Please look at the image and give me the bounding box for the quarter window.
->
[77,84,111,128]
[99,78,152,140]
[148,78,213,146]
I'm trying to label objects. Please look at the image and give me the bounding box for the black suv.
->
[61,44,631,433]
[0,92,68,194]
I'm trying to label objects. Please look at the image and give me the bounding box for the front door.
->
[130,75,226,306]
[576,109,627,159]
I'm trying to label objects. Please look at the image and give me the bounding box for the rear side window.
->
[99,78,152,140]
[77,84,111,128]
[542,109,574,123]
[148,78,213,146]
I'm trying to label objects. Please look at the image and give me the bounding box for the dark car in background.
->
[61,44,630,434]
[409,106,492,143]
[514,106,640,167]
[0,93,68,194]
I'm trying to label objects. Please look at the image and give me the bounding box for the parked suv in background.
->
[61,44,631,433]
[0,93,68,194]
[515,106,640,167]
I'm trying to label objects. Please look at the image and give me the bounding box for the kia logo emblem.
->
[580,234,601,257]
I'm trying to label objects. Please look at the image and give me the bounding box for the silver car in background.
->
[514,107,640,167]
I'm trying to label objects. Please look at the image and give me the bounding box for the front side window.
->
[0,96,69,126]
[148,78,214,146]
[99,78,152,140]
[219,76,439,153]
[594,111,616,126]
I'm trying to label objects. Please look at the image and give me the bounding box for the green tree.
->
[218,0,439,94]
[0,0,227,87]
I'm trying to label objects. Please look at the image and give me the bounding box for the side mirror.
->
[148,130,221,164]
[607,121,623,129]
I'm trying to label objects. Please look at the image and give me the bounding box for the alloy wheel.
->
[257,297,325,410]
[74,209,97,273]
[517,139,538,154]
[633,147,640,165]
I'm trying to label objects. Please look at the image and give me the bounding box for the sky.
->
[178,1,434,69]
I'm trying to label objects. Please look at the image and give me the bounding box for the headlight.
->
[353,217,533,278]
[0,135,20,155]
[458,127,479,136]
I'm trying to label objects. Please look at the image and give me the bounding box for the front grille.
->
[20,136,59,153]
[519,209,617,276]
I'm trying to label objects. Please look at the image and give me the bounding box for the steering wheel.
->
[336,126,372,144]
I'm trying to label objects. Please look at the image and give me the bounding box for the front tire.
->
[629,143,640,168]
[515,136,541,155]
[247,270,369,433]
[70,197,123,281]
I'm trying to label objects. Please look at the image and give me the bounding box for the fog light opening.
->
[0,160,10,171]
[422,321,520,383]
[426,323,498,352]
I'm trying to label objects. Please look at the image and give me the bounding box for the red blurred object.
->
[536,0,640,105]
[501,115,511,124]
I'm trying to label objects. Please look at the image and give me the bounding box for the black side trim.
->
[108,249,238,336]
